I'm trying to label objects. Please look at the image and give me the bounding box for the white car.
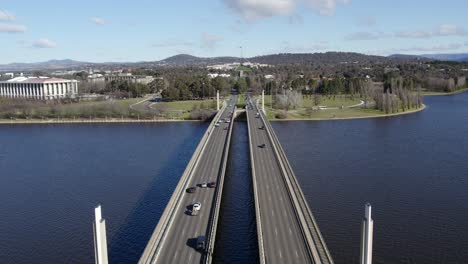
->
[200,182,208,188]
[215,123,220,127]
[193,202,201,211]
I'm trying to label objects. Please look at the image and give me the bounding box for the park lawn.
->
[259,95,361,108]
[163,99,216,111]
[303,96,361,108]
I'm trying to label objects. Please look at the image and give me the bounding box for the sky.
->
[1,0,468,63]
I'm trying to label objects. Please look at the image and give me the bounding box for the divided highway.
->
[247,97,334,264]
[139,96,237,264]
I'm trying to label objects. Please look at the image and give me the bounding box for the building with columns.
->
[0,76,78,100]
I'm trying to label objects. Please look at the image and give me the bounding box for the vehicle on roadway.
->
[193,202,201,211]
[208,181,216,188]
[259,125,265,130]
[256,112,260,118]
[258,143,266,148]
[186,187,196,193]
[196,236,206,251]
[215,123,220,127]
[200,182,208,188]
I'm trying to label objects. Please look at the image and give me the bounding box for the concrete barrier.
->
[204,104,236,264]
[246,109,266,264]
[258,107,334,264]
[139,104,227,264]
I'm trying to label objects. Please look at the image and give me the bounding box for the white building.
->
[0,76,78,100]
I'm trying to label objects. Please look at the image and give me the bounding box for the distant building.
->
[264,74,275,80]
[104,74,154,85]
[207,73,231,78]
[0,76,78,100]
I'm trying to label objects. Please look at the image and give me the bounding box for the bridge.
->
[246,96,334,264]
[134,94,334,264]
[138,95,237,264]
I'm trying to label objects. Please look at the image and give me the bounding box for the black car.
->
[258,144,266,148]
[208,181,217,188]
[196,236,206,251]
[186,187,196,193]
[259,125,265,130]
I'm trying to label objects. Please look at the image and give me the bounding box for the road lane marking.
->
[296,250,299,258]
[275,228,278,237]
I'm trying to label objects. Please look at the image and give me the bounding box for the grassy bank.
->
[421,87,468,96]
[0,97,218,122]
[262,94,362,108]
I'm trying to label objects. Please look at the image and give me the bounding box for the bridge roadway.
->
[247,97,334,264]
[139,96,237,264]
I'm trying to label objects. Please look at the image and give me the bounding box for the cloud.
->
[0,24,26,33]
[90,17,105,25]
[436,24,467,36]
[376,43,463,55]
[396,24,467,39]
[152,40,195,48]
[395,31,432,39]
[32,38,57,48]
[288,13,304,24]
[280,41,329,52]
[224,0,350,21]
[0,10,15,21]
[344,31,385,41]
[355,16,376,27]
[201,32,223,50]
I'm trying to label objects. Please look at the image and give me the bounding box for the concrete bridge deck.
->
[247,97,334,264]
[138,96,237,264]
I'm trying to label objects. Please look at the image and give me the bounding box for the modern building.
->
[0,76,78,100]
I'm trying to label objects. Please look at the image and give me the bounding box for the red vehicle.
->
[208,181,217,188]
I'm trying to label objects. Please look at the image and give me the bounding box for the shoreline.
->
[0,118,202,125]
[270,104,426,122]
[422,88,468,96]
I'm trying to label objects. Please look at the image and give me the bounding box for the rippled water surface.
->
[1,92,467,264]
[273,92,468,264]
[0,122,207,263]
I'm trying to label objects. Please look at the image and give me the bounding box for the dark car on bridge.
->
[258,143,266,148]
[208,181,216,188]
[196,236,206,251]
[259,125,265,130]
[186,187,196,193]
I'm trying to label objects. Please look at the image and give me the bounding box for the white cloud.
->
[224,0,350,21]
[32,38,57,48]
[345,31,385,41]
[280,41,329,52]
[376,43,463,55]
[90,17,105,25]
[152,40,195,48]
[0,10,15,21]
[355,15,376,27]
[396,24,467,39]
[395,31,432,39]
[201,32,224,50]
[0,24,26,33]
[436,24,467,36]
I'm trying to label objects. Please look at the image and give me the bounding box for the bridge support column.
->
[217,90,220,111]
[262,90,265,114]
[360,203,373,264]
[93,205,109,264]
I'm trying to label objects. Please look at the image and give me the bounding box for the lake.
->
[0,91,467,263]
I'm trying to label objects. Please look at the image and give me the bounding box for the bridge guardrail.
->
[246,107,266,264]
[139,104,227,264]
[204,103,235,263]
[257,102,334,264]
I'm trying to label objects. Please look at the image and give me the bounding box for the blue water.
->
[0,122,207,263]
[0,92,467,264]
[273,91,468,264]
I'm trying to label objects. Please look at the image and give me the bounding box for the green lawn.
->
[162,99,216,111]
[261,95,361,108]
[236,94,246,108]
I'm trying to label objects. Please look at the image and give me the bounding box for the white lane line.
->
[279,250,283,259]
[271,209,274,217]
[295,250,299,258]
[174,251,178,261]
[275,228,278,237]
[289,227,292,235]
[188,252,193,262]
[268,195,271,201]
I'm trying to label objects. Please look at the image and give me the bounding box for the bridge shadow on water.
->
[213,120,259,264]
[107,124,206,264]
